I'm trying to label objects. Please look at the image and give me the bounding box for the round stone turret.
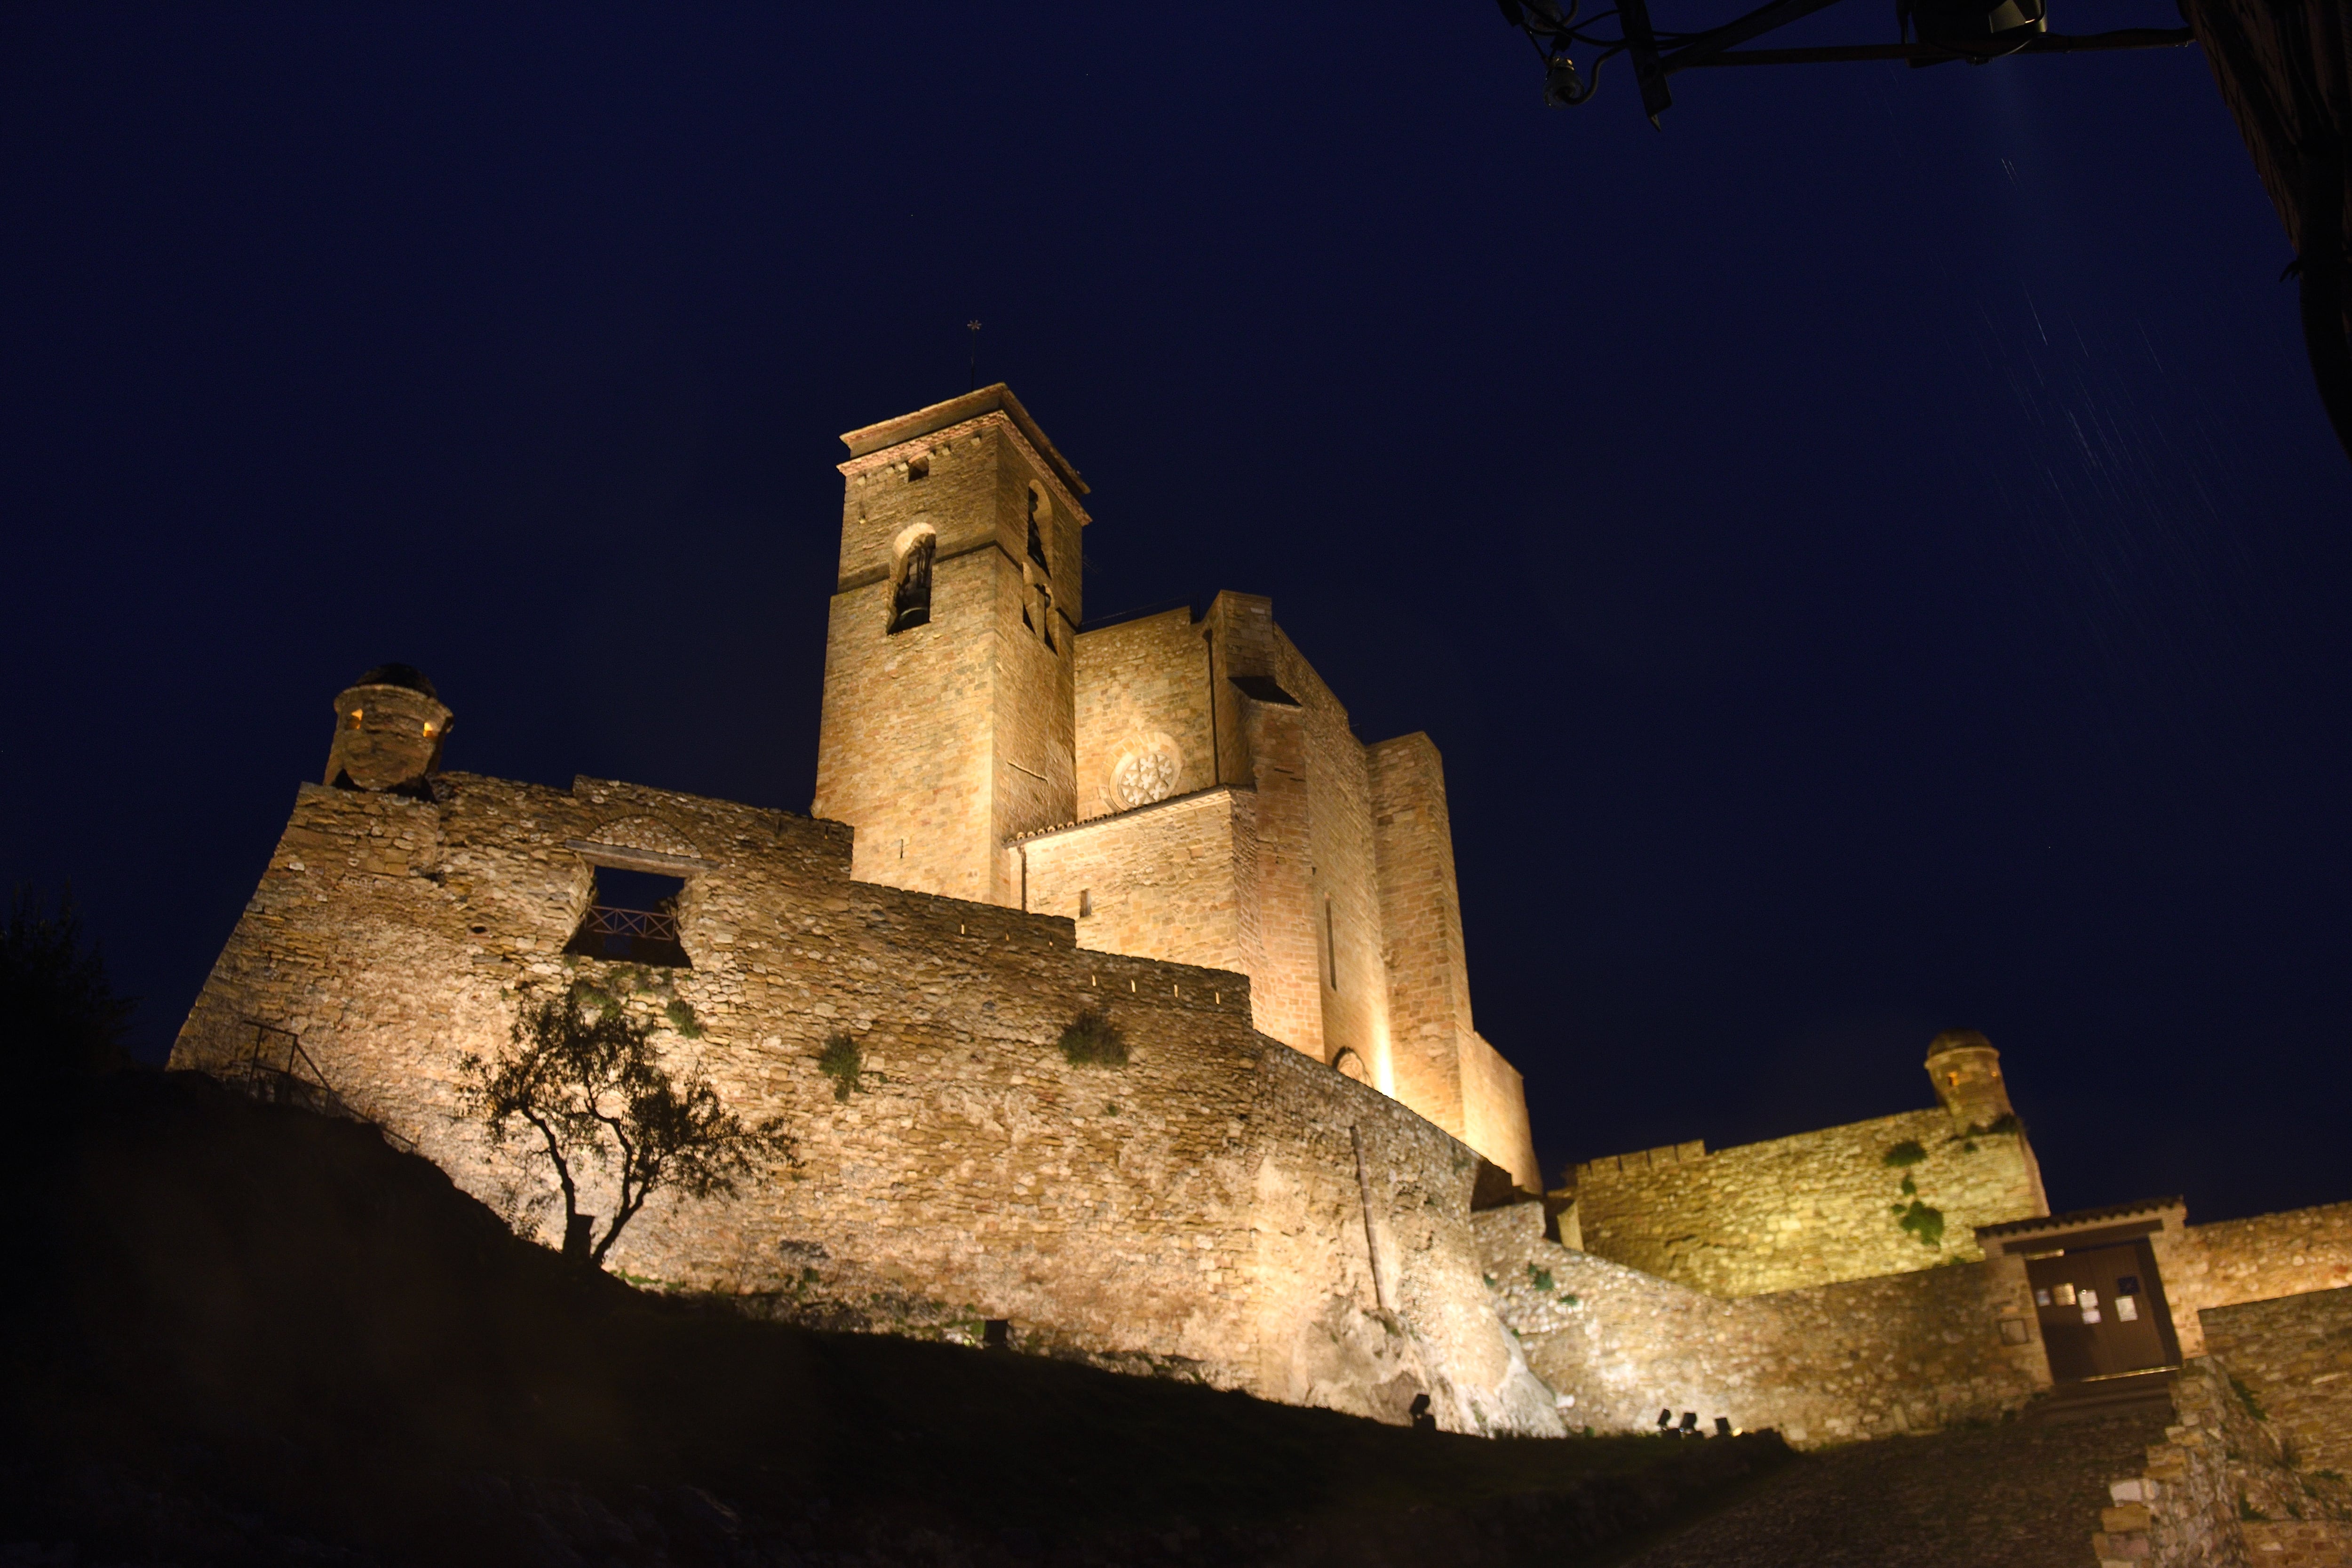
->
[1924,1030,2011,1130]
[325,664,452,791]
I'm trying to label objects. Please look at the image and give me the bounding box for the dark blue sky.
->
[4,4,2344,1223]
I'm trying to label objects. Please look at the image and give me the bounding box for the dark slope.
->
[0,1075,1787,1565]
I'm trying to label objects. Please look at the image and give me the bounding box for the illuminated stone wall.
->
[812,392,1085,908]
[2177,1202,2352,1321]
[1477,1202,2049,1449]
[172,771,1561,1437]
[2199,1286,2352,1475]
[1019,787,1253,980]
[1570,1106,2048,1297]
[1039,595,1540,1191]
[1071,608,1216,823]
[1368,734,1473,1147]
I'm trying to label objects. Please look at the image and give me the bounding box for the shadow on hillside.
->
[0,1074,1789,1565]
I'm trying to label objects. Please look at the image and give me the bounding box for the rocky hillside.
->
[1,1074,1785,1566]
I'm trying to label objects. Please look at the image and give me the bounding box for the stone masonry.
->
[169,382,2352,1471]
[1570,1111,2045,1298]
[808,388,1538,1192]
[172,768,1561,1435]
[1476,1200,2049,1448]
[2201,1286,2352,1476]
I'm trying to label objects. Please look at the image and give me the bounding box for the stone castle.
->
[811,388,1536,1190]
[175,389,2352,1488]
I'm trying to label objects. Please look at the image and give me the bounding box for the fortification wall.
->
[1571,1108,2047,1297]
[2178,1202,2352,1317]
[1476,1202,2048,1448]
[173,772,1559,1436]
[1072,609,1216,821]
[2200,1287,2352,1476]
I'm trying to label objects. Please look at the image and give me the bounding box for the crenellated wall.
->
[172,771,1561,1437]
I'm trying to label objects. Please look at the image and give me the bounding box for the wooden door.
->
[2027,1243,2174,1382]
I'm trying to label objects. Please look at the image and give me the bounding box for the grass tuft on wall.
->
[1057,1010,1128,1067]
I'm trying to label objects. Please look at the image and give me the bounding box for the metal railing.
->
[222,1022,415,1153]
[579,905,680,942]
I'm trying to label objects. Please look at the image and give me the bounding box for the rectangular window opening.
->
[568,867,692,968]
[1079,888,1092,918]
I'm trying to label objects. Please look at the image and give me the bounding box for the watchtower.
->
[1925,1029,2013,1130]
[811,386,1089,906]
[325,663,451,793]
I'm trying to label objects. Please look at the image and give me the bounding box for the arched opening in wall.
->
[1331,1047,1370,1084]
[888,525,936,634]
[566,866,692,968]
[1026,485,1049,571]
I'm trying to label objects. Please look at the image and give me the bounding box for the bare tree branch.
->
[457,980,797,1270]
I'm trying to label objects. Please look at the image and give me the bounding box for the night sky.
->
[5,6,2346,1226]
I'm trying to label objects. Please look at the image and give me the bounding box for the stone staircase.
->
[1620,1405,2170,1568]
[2029,1369,2178,1426]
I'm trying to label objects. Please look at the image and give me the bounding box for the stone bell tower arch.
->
[811,385,1089,907]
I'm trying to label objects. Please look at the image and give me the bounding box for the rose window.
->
[1115,749,1180,808]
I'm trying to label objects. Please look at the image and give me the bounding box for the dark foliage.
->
[1897,1200,1946,1249]
[0,886,135,1099]
[815,1032,862,1101]
[1057,1009,1128,1068]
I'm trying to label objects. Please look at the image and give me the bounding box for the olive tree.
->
[458,980,793,1268]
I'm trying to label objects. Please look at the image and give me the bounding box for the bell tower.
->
[811,386,1088,906]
